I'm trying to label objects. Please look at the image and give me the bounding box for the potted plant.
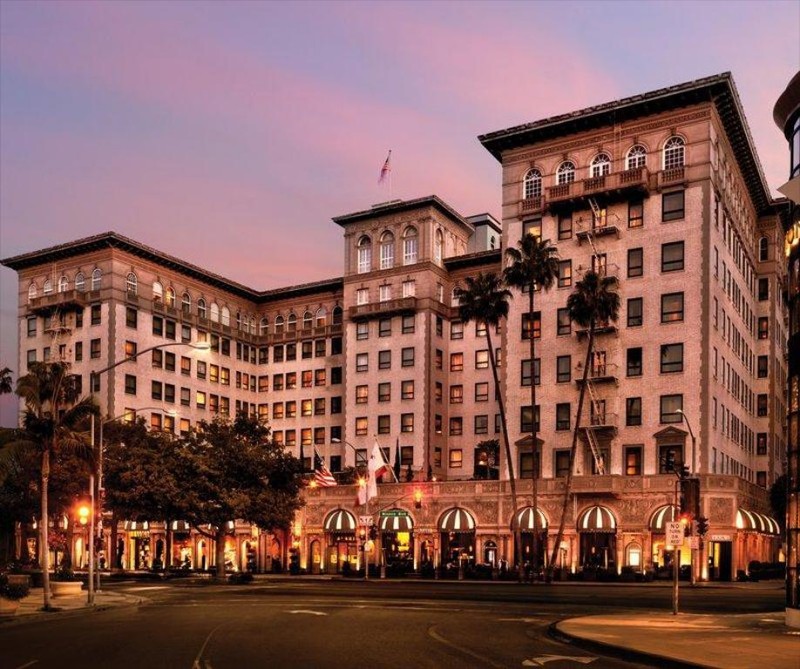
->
[50,566,83,598]
[1,573,31,616]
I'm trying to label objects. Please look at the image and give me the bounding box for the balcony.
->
[546,167,650,210]
[581,412,618,437]
[519,196,543,216]
[349,297,417,321]
[576,220,620,242]
[575,362,619,385]
[658,167,686,189]
[27,290,87,316]
[576,320,619,339]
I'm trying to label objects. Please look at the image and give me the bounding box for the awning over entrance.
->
[736,509,780,535]
[511,506,548,531]
[380,510,413,532]
[577,505,617,532]
[649,505,678,531]
[439,508,475,533]
[123,521,149,531]
[324,509,357,533]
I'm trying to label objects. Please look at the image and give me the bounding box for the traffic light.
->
[414,489,423,509]
[679,464,690,479]
[679,477,700,519]
[696,516,709,537]
[679,513,692,537]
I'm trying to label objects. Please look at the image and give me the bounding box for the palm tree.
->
[12,362,97,609]
[454,273,526,581]
[503,235,559,579]
[547,270,619,581]
[0,367,12,395]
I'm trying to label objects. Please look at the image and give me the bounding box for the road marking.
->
[191,622,226,669]
[523,656,597,666]
[15,662,38,669]
[428,626,506,668]
[125,586,169,591]
[498,617,547,623]
[287,609,328,616]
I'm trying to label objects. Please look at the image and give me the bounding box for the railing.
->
[27,290,87,314]
[546,167,650,206]
[349,297,417,320]
[659,167,686,187]
[520,196,543,214]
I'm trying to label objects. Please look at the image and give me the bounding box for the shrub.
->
[0,574,30,601]
[227,572,254,585]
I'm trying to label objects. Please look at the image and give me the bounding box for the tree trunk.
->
[110,511,120,571]
[166,521,173,570]
[41,449,51,610]
[547,325,595,582]
[215,527,226,580]
[485,326,524,583]
[528,286,539,581]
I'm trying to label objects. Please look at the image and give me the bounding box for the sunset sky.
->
[0,0,798,425]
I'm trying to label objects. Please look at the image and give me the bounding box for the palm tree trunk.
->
[485,325,524,582]
[215,527,226,580]
[41,449,51,610]
[547,325,595,582]
[528,286,539,581]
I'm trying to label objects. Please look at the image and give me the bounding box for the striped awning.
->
[439,508,475,533]
[123,521,149,531]
[511,506,548,532]
[324,509,357,533]
[576,505,617,532]
[736,509,781,535]
[649,505,678,531]
[171,521,191,532]
[380,510,414,532]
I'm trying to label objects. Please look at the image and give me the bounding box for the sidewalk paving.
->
[555,610,800,669]
[0,587,145,626]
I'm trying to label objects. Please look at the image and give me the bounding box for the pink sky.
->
[0,0,797,425]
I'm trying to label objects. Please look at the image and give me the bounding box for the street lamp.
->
[676,409,699,587]
[86,340,209,605]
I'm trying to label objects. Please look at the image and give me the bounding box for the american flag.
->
[314,450,337,487]
[378,150,392,184]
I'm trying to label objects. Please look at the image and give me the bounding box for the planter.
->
[7,575,31,588]
[0,598,20,617]
[50,581,83,598]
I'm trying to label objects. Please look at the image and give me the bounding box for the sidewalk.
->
[555,610,800,669]
[0,587,145,625]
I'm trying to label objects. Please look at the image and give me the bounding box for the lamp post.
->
[332,438,370,577]
[677,409,698,587]
[86,340,209,604]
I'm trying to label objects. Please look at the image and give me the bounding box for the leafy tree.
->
[547,271,619,581]
[504,235,559,575]
[179,414,302,579]
[473,439,499,480]
[455,272,525,580]
[6,362,97,609]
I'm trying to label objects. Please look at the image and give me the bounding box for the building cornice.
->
[332,195,474,232]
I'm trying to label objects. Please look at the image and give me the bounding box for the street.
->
[0,579,784,669]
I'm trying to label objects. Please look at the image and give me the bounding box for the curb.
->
[0,593,148,628]
[548,619,710,669]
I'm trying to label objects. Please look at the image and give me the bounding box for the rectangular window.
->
[125,307,137,329]
[450,352,463,372]
[378,382,390,402]
[558,260,572,288]
[662,190,685,221]
[301,370,312,388]
[557,308,571,336]
[449,384,463,404]
[401,380,414,400]
[153,316,163,336]
[165,352,176,372]
[523,218,542,239]
[74,342,83,362]
[124,374,137,395]
[401,347,415,367]
[285,372,296,389]
[556,403,570,430]
[627,347,642,376]
[449,449,463,469]
[627,248,643,277]
[377,350,391,370]
[626,397,642,426]
[757,433,767,455]
[285,343,295,360]
[402,280,416,298]
[378,415,391,435]
[165,320,176,341]
[660,394,683,423]
[379,285,391,302]
[661,292,684,323]
[356,288,369,305]
[91,304,101,325]
[90,338,101,359]
[627,298,643,327]
[628,199,643,228]
[522,312,541,339]
[474,415,489,435]
[356,353,368,372]
[475,350,489,370]
[757,317,769,340]
[758,278,769,301]
[556,355,571,383]
[558,213,573,240]
[355,417,368,436]
[757,394,768,417]
[355,385,368,404]
[151,381,163,401]
[181,356,191,376]
[450,321,463,340]
[520,405,540,433]
[125,340,137,360]
[555,451,571,478]
[164,384,175,404]
[661,241,684,272]
[403,314,416,335]
[520,358,540,386]
[757,355,768,378]
[659,445,683,474]
[181,387,191,407]
[273,345,284,362]
[446,416,463,436]
[474,382,489,402]
[356,322,369,340]
[379,318,392,337]
[301,341,313,359]
[401,413,414,433]
[660,343,684,373]
[625,446,643,476]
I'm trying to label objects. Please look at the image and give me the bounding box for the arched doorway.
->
[310,540,322,574]
[511,506,548,570]
[380,509,414,576]
[576,505,617,574]
[483,540,498,567]
[324,509,357,573]
[439,508,476,578]
[124,521,151,570]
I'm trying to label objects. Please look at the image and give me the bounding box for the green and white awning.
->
[649,505,678,531]
[324,509,357,533]
[380,510,413,532]
[576,505,617,532]
[439,508,475,533]
[736,509,780,535]
[511,506,548,532]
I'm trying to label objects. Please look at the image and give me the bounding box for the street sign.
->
[666,521,684,546]
[358,515,374,526]
[380,509,408,517]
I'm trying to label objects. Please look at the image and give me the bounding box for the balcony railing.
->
[27,290,87,315]
[546,167,650,209]
[575,320,619,339]
[519,196,543,215]
[658,167,686,188]
[349,297,417,321]
[575,362,619,385]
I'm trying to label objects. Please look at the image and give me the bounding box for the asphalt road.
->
[0,580,784,669]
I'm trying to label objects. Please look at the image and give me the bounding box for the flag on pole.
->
[313,449,337,487]
[371,439,390,479]
[393,437,401,482]
[378,150,392,184]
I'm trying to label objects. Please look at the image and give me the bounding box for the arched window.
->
[626,145,647,170]
[287,313,297,332]
[663,136,685,169]
[182,292,191,314]
[165,287,176,308]
[315,307,327,327]
[153,281,163,303]
[249,316,256,334]
[236,311,242,330]
[91,269,102,291]
[75,273,85,292]
[58,276,69,293]
[403,226,418,265]
[434,229,444,265]
[556,161,576,185]
[332,306,343,325]
[210,302,220,323]
[759,236,769,262]
[259,317,269,335]
[43,278,53,294]
[357,235,372,274]
[590,153,611,178]
[274,315,285,333]
[303,311,313,330]
[220,306,230,326]
[379,231,394,270]
[197,298,207,319]
[523,168,542,199]
[28,283,38,302]
[126,272,137,295]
